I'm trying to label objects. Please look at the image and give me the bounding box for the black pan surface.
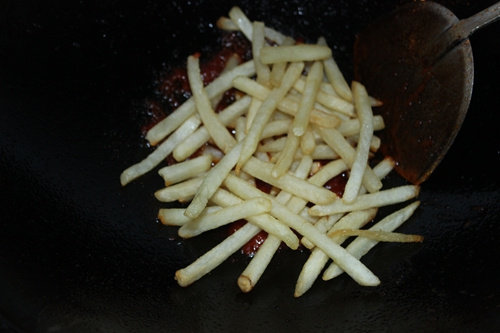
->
[0,1,499,332]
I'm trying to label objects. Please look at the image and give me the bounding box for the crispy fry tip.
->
[175,270,190,287]
[238,275,253,293]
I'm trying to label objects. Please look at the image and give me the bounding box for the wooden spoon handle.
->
[450,1,500,41]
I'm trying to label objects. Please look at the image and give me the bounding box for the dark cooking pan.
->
[0,0,499,332]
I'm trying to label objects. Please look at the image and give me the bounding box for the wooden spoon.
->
[354,1,499,184]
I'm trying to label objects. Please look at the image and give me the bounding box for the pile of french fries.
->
[120,7,423,297]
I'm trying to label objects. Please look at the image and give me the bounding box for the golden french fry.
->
[146,60,255,146]
[261,119,292,138]
[246,97,262,131]
[298,156,393,249]
[293,74,355,117]
[337,115,385,137]
[179,197,271,238]
[158,155,212,185]
[342,81,374,203]
[243,157,337,205]
[292,61,323,136]
[300,214,343,249]
[158,206,221,226]
[327,229,424,243]
[260,45,332,64]
[270,36,296,87]
[154,177,204,203]
[228,6,253,40]
[238,235,281,293]
[210,188,299,249]
[308,159,348,186]
[187,55,236,153]
[295,208,377,297]
[238,156,312,292]
[272,132,300,177]
[120,116,201,186]
[317,127,382,193]
[233,76,340,128]
[309,185,420,216]
[172,96,251,162]
[347,135,381,152]
[300,128,316,156]
[227,7,288,45]
[235,116,247,142]
[252,21,271,85]
[318,37,352,101]
[223,173,380,286]
[237,62,304,171]
[323,201,421,280]
[176,222,260,287]
[184,143,242,218]
[216,16,238,31]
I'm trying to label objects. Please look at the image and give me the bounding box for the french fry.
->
[296,144,338,160]
[172,96,251,161]
[295,77,382,107]
[294,208,377,297]
[318,37,352,101]
[261,119,292,138]
[300,214,343,249]
[309,185,420,216]
[184,143,242,218]
[176,222,261,287]
[216,16,238,31]
[294,159,348,248]
[227,7,288,45]
[337,115,385,137]
[252,21,271,85]
[238,156,312,292]
[308,159,348,186]
[158,155,212,185]
[262,26,288,45]
[292,61,323,136]
[347,135,381,153]
[210,188,299,249]
[233,76,340,128]
[294,158,394,297]
[120,116,201,185]
[154,177,204,203]
[235,116,247,142]
[246,97,262,131]
[187,55,236,153]
[238,234,281,293]
[317,127,382,193]
[237,62,304,171]
[146,60,255,146]
[228,6,254,40]
[270,36,295,87]
[260,45,332,64]
[243,157,337,205]
[323,201,421,280]
[293,73,355,117]
[327,229,424,243]
[179,197,271,238]
[272,132,300,177]
[342,82,374,203]
[372,156,396,179]
[158,206,221,226]
[223,173,380,286]
[300,127,316,156]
